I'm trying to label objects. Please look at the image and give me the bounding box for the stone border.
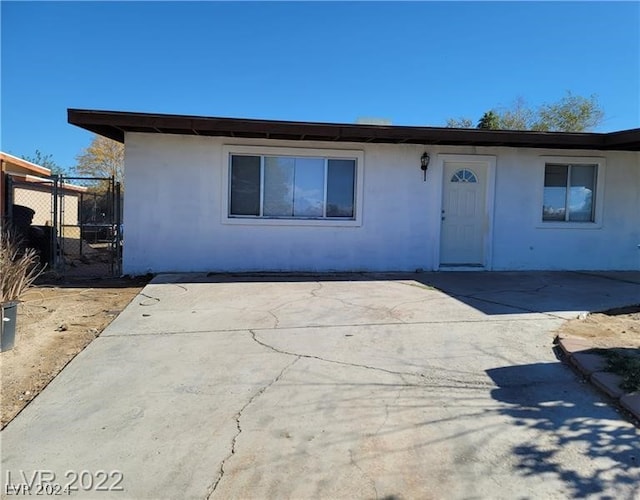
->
[555,335,640,425]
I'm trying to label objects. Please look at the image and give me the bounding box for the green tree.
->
[476,110,500,130]
[446,92,604,132]
[75,135,124,184]
[533,92,604,132]
[21,150,68,175]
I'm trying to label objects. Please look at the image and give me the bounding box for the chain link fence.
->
[55,176,122,278]
[4,175,122,279]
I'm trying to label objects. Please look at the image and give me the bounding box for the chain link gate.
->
[52,176,122,278]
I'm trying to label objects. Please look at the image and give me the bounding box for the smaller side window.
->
[543,163,597,222]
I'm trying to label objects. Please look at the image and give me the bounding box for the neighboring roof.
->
[10,173,87,193]
[68,109,640,151]
[1,151,51,177]
[1,152,87,193]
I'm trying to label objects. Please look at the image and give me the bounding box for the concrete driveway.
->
[2,272,639,499]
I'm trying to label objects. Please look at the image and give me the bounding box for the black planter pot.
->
[1,301,19,352]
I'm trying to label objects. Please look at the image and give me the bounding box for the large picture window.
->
[230,154,356,219]
[543,163,597,222]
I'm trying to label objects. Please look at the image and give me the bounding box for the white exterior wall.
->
[490,149,639,270]
[123,132,639,274]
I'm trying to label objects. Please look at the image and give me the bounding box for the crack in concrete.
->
[266,310,280,328]
[206,356,300,498]
[259,279,565,331]
[373,384,405,437]
[573,271,640,286]
[249,331,502,393]
[426,278,553,298]
[349,449,379,500]
[259,282,324,326]
[419,278,574,321]
[388,295,452,312]
[308,281,407,323]
[387,280,554,322]
[265,278,507,327]
[250,330,414,383]
[102,314,561,338]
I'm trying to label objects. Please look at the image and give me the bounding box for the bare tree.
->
[445,117,474,128]
[76,135,124,184]
[495,97,537,131]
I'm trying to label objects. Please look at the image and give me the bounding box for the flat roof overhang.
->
[68,109,640,151]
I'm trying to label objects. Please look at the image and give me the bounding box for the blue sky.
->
[2,1,639,171]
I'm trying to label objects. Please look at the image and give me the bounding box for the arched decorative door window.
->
[450,169,478,183]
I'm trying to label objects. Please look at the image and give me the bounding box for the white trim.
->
[536,155,606,229]
[220,144,364,227]
[433,154,497,270]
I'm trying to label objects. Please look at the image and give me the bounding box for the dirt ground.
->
[559,305,640,349]
[0,277,147,429]
[1,279,637,430]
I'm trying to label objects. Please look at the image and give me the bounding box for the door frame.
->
[432,154,497,270]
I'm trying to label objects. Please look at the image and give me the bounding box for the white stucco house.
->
[68,109,640,274]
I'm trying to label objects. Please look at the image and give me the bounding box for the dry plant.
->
[1,230,44,303]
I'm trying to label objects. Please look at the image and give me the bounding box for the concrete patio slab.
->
[2,271,639,499]
[104,279,551,337]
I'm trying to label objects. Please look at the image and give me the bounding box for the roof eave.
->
[67,109,640,151]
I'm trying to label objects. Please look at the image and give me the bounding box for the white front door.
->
[440,161,487,266]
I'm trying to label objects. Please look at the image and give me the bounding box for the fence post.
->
[108,177,114,276]
[5,175,14,227]
[79,191,84,258]
[115,181,122,276]
[59,176,66,264]
[51,174,59,272]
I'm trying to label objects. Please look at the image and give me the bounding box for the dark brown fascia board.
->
[602,128,640,150]
[68,109,640,151]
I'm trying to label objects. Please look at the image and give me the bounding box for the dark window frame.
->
[542,162,598,223]
[229,153,357,220]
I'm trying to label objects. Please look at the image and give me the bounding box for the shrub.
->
[0,229,43,303]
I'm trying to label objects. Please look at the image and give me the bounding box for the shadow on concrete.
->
[487,362,640,498]
[209,359,640,496]
[418,271,640,317]
[153,270,640,316]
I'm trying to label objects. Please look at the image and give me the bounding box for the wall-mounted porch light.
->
[420,151,430,181]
